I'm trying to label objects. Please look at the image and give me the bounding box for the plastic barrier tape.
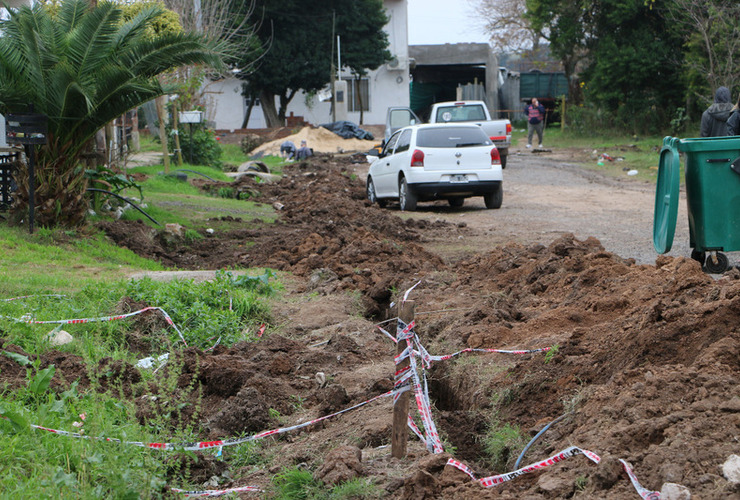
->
[3,390,395,452]
[4,306,187,346]
[447,446,600,487]
[170,485,262,497]
[619,459,661,500]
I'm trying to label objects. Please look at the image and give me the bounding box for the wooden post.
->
[392,300,414,459]
[155,95,170,173]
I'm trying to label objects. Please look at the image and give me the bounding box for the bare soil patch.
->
[7,151,739,498]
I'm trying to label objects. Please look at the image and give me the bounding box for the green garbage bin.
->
[654,135,740,273]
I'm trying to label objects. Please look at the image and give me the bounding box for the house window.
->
[345,78,369,112]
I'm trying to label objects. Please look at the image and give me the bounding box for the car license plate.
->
[450,174,468,183]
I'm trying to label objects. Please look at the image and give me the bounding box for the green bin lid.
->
[653,138,680,253]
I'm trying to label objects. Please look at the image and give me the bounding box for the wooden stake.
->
[392,300,414,459]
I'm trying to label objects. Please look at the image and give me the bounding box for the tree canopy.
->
[0,0,227,226]
[237,0,390,126]
[477,0,740,133]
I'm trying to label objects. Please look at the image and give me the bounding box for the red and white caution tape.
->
[402,280,421,302]
[619,459,661,499]
[4,306,187,346]
[447,446,600,487]
[2,294,66,302]
[256,323,266,338]
[170,485,262,497]
[396,318,443,454]
[423,346,551,363]
[5,389,394,452]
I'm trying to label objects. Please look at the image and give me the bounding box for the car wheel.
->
[501,154,507,169]
[399,177,417,211]
[484,184,503,209]
[366,177,386,207]
[448,197,464,208]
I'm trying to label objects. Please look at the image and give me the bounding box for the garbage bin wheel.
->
[690,249,706,267]
[705,252,729,274]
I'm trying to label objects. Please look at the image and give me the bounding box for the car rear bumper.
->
[410,180,501,198]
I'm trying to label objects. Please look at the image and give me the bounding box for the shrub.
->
[169,124,222,168]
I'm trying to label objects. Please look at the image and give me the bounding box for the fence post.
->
[392,300,414,459]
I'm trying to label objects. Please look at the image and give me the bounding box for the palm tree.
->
[0,0,228,227]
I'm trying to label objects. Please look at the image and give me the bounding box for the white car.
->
[366,123,503,211]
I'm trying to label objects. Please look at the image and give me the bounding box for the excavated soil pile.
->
[400,236,740,498]
[13,153,739,498]
[99,154,453,316]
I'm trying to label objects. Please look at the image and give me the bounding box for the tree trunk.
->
[278,89,298,126]
[11,151,89,228]
[259,90,281,128]
[155,95,171,172]
[242,98,256,129]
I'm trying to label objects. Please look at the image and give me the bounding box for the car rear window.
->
[434,105,487,122]
[416,127,491,148]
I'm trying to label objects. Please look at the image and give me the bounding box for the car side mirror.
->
[366,154,379,163]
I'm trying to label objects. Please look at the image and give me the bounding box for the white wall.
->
[211,0,410,129]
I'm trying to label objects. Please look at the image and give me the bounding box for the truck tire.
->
[500,154,507,169]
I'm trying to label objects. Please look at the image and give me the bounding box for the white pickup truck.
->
[428,101,511,168]
[383,101,512,168]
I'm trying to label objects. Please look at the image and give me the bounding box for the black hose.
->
[86,188,161,226]
[174,169,219,182]
[514,413,569,469]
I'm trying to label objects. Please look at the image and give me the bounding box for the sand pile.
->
[252,126,377,156]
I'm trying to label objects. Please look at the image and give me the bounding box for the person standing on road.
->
[727,94,740,136]
[700,86,733,137]
[524,97,546,148]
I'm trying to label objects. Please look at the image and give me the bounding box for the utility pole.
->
[330,10,336,122]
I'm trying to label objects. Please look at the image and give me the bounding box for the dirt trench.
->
[14,152,740,498]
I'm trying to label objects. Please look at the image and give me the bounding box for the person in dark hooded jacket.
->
[700,86,733,137]
[727,94,740,136]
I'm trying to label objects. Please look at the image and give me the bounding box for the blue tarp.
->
[320,121,374,141]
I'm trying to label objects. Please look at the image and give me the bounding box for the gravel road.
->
[381,148,697,266]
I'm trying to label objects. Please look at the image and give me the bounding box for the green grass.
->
[220,142,248,166]
[482,417,528,472]
[0,226,162,297]
[0,131,292,498]
[271,466,381,499]
[117,164,276,228]
[513,127,676,184]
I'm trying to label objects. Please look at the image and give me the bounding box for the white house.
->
[205,0,410,130]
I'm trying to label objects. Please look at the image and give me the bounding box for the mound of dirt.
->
[251,126,377,156]
[100,154,453,316]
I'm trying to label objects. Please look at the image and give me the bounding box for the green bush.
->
[169,124,222,168]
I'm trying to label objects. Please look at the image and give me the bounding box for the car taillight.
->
[490,147,501,166]
[506,123,512,134]
[411,149,424,167]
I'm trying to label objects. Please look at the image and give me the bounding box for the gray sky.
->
[407,0,489,45]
